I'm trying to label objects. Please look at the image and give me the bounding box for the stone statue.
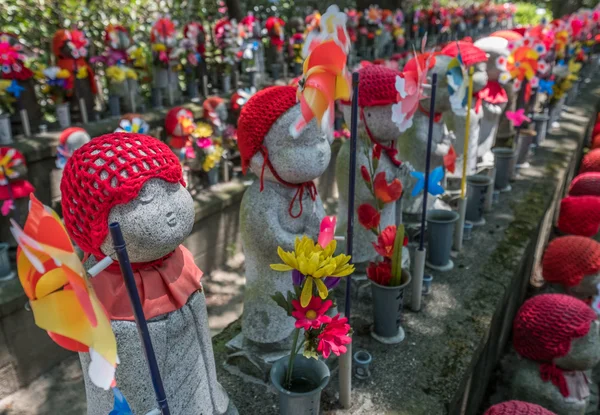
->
[336,65,411,273]
[150,17,181,106]
[511,294,600,415]
[59,133,235,415]
[440,41,489,179]
[181,22,207,99]
[474,36,511,166]
[237,86,328,355]
[542,236,600,303]
[56,127,91,169]
[399,53,453,216]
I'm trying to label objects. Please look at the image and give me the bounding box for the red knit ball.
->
[557,195,600,237]
[60,133,185,257]
[580,149,600,174]
[569,172,600,197]
[441,41,487,66]
[513,294,596,363]
[352,65,401,108]
[237,86,298,174]
[542,236,600,287]
[484,401,557,415]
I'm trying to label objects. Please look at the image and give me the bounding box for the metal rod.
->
[109,222,171,415]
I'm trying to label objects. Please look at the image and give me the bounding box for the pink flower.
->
[196,138,212,149]
[292,297,332,331]
[317,314,351,358]
[318,216,336,248]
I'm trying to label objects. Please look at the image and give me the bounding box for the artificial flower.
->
[444,145,457,173]
[291,297,332,330]
[358,203,380,231]
[201,147,223,172]
[367,260,393,285]
[373,144,382,160]
[56,69,71,79]
[372,225,407,258]
[76,67,88,80]
[195,122,213,138]
[360,165,371,183]
[125,68,138,80]
[317,314,351,359]
[151,43,167,52]
[318,216,336,249]
[106,66,126,83]
[373,172,402,204]
[196,137,213,149]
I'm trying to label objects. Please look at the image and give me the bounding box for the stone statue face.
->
[472,61,489,93]
[554,320,600,371]
[66,131,91,153]
[100,178,195,263]
[250,104,331,184]
[422,54,452,113]
[360,105,398,145]
[216,103,228,123]
[568,273,600,300]
[474,37,510,83]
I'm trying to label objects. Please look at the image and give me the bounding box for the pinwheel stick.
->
[109,222,171,415]
[340,71,359,410]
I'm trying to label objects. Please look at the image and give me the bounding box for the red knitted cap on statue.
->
[59,127,88,146]
[557,195,600,237]
[580,149,600,173]
[513,294,595,363]
[569,172,600,196]
[237,86,298,174]
[440,41,487,66]
[60,133,185,257]
[484,401,557,415]
[542,236,600,287]
[341,65,400,108]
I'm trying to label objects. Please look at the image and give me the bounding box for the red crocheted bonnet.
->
[341,65,400,108]
[542,236,600,287]
[484,401,556,415]
[60,133,185,257]
[569,172,600,196]
[580,149,600,174]
[237,86,298,174]
[59,127,88,146]
[513,294,595,362]
[165,107,193,136]
[557,195,600,237]
[440,41,487,66]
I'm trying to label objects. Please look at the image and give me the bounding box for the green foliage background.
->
[514,2,553,26]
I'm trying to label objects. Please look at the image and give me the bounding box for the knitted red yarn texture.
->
[484,401,557,415]
[557,195,600,237]
[440,41,487,66]
[60,133,185,257]
[237,85,298,174]
[542,236,600,287]
[351,65,401,108]
[579,149,600,174]
[59,127,87,146]
[569,172,600,196]
[592,134,600,150]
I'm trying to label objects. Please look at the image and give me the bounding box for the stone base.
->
[426,259,455,272]
[370,327,406,344]
[225,333,291,382]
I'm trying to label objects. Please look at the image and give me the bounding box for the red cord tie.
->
[360,108,402,167]
[540,363,569,398]
[259,145,318,219]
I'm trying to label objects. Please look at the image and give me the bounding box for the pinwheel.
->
[410,166,445,197]
[9,194,118,390]
[506,45,539,87]
[391,71,422,132]
[446,52,468,115]
[115,117,150,134]
[109,387,133,415]
[506,109,531,127]
[539,79,555,96]
[6,80,24,98]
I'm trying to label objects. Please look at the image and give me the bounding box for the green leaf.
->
[390,224,404,286]
[271,292,292,316]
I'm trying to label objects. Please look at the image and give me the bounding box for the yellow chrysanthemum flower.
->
[56,69,71,79]
[76,67,88,79]
[195,122,213,138]
[0,80,11,94]
[271,236,354,307]
[125,68,138,80]
[152,44,167,52]
[106,66,126,83]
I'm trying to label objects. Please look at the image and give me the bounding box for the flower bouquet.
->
[268,217,352,412]
[41,66,73,105]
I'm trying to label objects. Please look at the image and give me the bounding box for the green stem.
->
[285,328,301,390]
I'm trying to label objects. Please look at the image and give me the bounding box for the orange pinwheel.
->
[507,46,538,82]
[10,194,118,389]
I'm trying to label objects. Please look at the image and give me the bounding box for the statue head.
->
[52,29,90,60]
[105,25,132,51]
[60,133,194,263]
[557,195,600,238]
[542,236,600,301]
[59,127,91,154]
[440,41,489,93]
[183,22,206,48]
[238,86,330,184]
[404,53,453,113]
[474,36,510,83]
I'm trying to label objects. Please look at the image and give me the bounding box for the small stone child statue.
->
[511,294,600,415]
[237,86,329,350]
[60,133,235,415]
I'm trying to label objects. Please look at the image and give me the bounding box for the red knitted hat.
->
[441,41,487,66]
[60,133,185,257]
[513,293,595,362]
[342,65,401,108]
[580,149,600,173]
[484,401,557,415]
[592,134,600,150]
[557,195,600,237]
[542,236,600,287]
[569,173,600,196]
[59,127,88,146]
[165,107,194,137]
[237,86,298,174]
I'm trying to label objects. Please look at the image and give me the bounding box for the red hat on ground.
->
[542,236,600,287]
[557,195,600,237]
[513,294,596,397]
[237,86,298,174]
[441,41,487,66]
[60,133,185,257]
[484,401,556,415]
[580,149,600,173]
[569,173,600,196]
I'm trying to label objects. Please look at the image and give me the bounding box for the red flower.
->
[373,144,382,160]
[360,165,371,183]
[374,172,403,204]
[358,203,380,230]
[373,225,396,258]
[292,297,332,331]
[317,314,351,359]
[366,260,392,286]
[444,145,457,174]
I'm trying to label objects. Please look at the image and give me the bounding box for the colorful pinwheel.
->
[506,109,531,127]
[506,45,539,87]
[446,52,468,115]
[391,71,421,132]
[410,166,445,197]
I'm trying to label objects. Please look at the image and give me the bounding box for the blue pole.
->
[109,222,171,415]
[419,73,438,251]
[344,71,359,320]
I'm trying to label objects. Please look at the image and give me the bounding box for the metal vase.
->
[270,355,330,415]
[0,114,12,144]
[426,210,459,271]
[56,102,71,129]
[108,95,121,117]
[515,130,536,167]
[533,111,550,146]
[370,270,412,343]
[222,74,231,94]
[466,175,492,226]
[492,148,515,192]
